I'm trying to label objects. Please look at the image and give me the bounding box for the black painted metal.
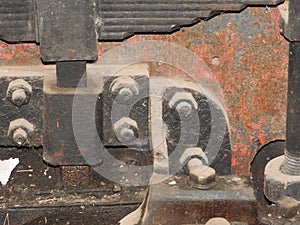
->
[0,0,36,42]
[0,76,43,147]
[0,0,284,61]
[43,74,151,166]
[36,0,98,62]
[251,140,285,205]
[43,90,100,165]
[284,1,300,176]
[163,88,231,176]
[286,42,300,157]
[98,76,149,148]
[56,61,87,88]
[283,0,300,42]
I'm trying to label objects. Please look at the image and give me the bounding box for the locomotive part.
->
[6,79,32,107]
[7,118,34,146]
[0,0,299,225]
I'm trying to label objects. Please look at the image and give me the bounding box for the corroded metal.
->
[0,6,288,175]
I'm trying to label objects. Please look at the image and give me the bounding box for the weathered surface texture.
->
[0,6,288,175]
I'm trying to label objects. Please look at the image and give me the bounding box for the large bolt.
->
[264,156,300,202]
[6,79,32,107]
[7,118,34,146]
[168,92,198,120]
[113,117,138,144]
[110,76,139,104]
[205,217,231,225]
[283,151,300,176]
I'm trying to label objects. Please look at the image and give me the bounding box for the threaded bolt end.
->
[283,151,300,176]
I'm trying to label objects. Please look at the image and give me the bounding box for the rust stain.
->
[0,7,288,176]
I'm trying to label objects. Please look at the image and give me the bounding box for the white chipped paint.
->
[0,158,19,185]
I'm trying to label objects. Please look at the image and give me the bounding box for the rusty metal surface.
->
[0,6,288,175]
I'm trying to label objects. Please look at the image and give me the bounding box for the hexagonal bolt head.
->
[179,147,208,167]
[110,76,139,104]
[277,197,299,218]
[6,79,32,107]
[187,158,216,190]
[205,217,231,225]
[7,118,34,146]
[113,117,139,144]
[168,92,198,120]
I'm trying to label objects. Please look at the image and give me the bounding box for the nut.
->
[205,217,231,225]
[168,92,198,120]
[110,76,139,104]
[264,155,300,202]
[7,118,34,146]
[113,117,138,144]
[188,165,216,189]
[179,147,208,167]
[188,158,216,190]
[6,79,32,107]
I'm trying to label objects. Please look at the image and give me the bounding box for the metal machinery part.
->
[252,1,300,224]
[0,0,283,87]
[0,0,299,225]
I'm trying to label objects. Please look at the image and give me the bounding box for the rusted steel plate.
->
[0,6,288,175]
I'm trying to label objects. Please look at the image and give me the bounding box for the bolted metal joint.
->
[180,148,216,190]
[6,79,32,107]
[187,158,216,190]
[264,155,300,203]
[7,118,34,146]
[168,91,198,120]
[110,76,139,105]
[113,117,139,144]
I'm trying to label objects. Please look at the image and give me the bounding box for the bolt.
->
[168,92,198,120]
[11,89,27,106]
[110,76,139,104]
[205,217,231,225]
[187,158,216,190]
[13,128,28,146]
[264,156,300,202]
[277,197,299,218]
[176,101,193,119]
[118,87,133,102]
[120,127,135,143]
[7,118,34,146]
[283,151,300,176]
[6,79,32,107]
[113,117,138,144]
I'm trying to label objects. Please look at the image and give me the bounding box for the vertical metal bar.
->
[285,42,300,175]
[56,61,87,88]
[285,0,300,175]
[286,42,300,157]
